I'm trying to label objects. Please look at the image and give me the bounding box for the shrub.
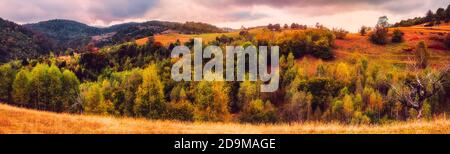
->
[331,100,344,119]
[239,99,278,123]
[391,29,404,43]
[415,41,429,69]
[351,111,371,124]
[332,28,349,39]
[369,26,388,45]
[342,94,354,119]
[167,100,195,121]
[167,87,195,121]
[445,34,450,49]
[359,26,368,36]
[277,29,334,59]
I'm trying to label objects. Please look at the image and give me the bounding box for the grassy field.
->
[1,103,449,134]
[135,25,450,69]
[18,24,450,134]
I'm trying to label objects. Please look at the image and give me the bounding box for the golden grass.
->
[135,37,149,46]
[1,103,450,134]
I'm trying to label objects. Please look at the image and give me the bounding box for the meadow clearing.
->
[1,103,450,134]
[4,21,450,134]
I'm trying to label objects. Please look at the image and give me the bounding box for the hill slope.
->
[1,103,449,134]
[24,19,225,50]
[0,18,56,63]
[24,19,102,50]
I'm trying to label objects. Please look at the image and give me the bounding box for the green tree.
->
[436,8,446,23]
[81,83,112,115]
[281,89,313,122]
[425,10,434,23]
[239,99,278,123]
[0,63,16,102]
[12,69,30,107]
[120,70,142,116]
[134,64,166,119]
[193,79,231,122]
[47,64,63,112]
[29,63,50,109]
[342,94,354,121]
[237,80,258,111]
[167,87,195,121]
[61,70,80,112]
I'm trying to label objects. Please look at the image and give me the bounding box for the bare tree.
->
[388,64,449,119]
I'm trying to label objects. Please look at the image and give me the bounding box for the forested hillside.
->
[25,20,225,50]
[0,4,449,129]
[24,19,103,50]
[0,18,56,63]
[1,22,449,124]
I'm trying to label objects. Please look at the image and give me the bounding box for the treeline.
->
[1,26,449,124]
[174,22,225,34]
[267,23,308,31]
[75,39,170,81]
[394,4,450,27]
[233,28,335,60]
[0,61,80,112]
[276,29,335,59]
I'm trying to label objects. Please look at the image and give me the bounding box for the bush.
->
[239,99,278,123]
[167,100,195,121]
[351,111,371,124]
[415,41,429,69]
[370,26,388,45]
[277,29,334,59]
[391,29,404,43]
[445,34,450,49]
[359,26,368,36]
[332,28,349,39]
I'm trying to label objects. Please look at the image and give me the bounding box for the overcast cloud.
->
[0,0,447,31]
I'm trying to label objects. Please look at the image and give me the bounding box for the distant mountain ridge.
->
[24,19,225,49]
[24,19,102,50]
[0,17,56,63]
[0,17,225,63]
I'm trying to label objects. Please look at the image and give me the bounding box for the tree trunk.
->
[403,105,409,120]
[417,108,423,119]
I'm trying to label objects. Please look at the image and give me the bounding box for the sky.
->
[0,0,448,32]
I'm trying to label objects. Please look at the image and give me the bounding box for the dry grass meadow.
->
[1,103,450,134]
[4,23,450,135]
